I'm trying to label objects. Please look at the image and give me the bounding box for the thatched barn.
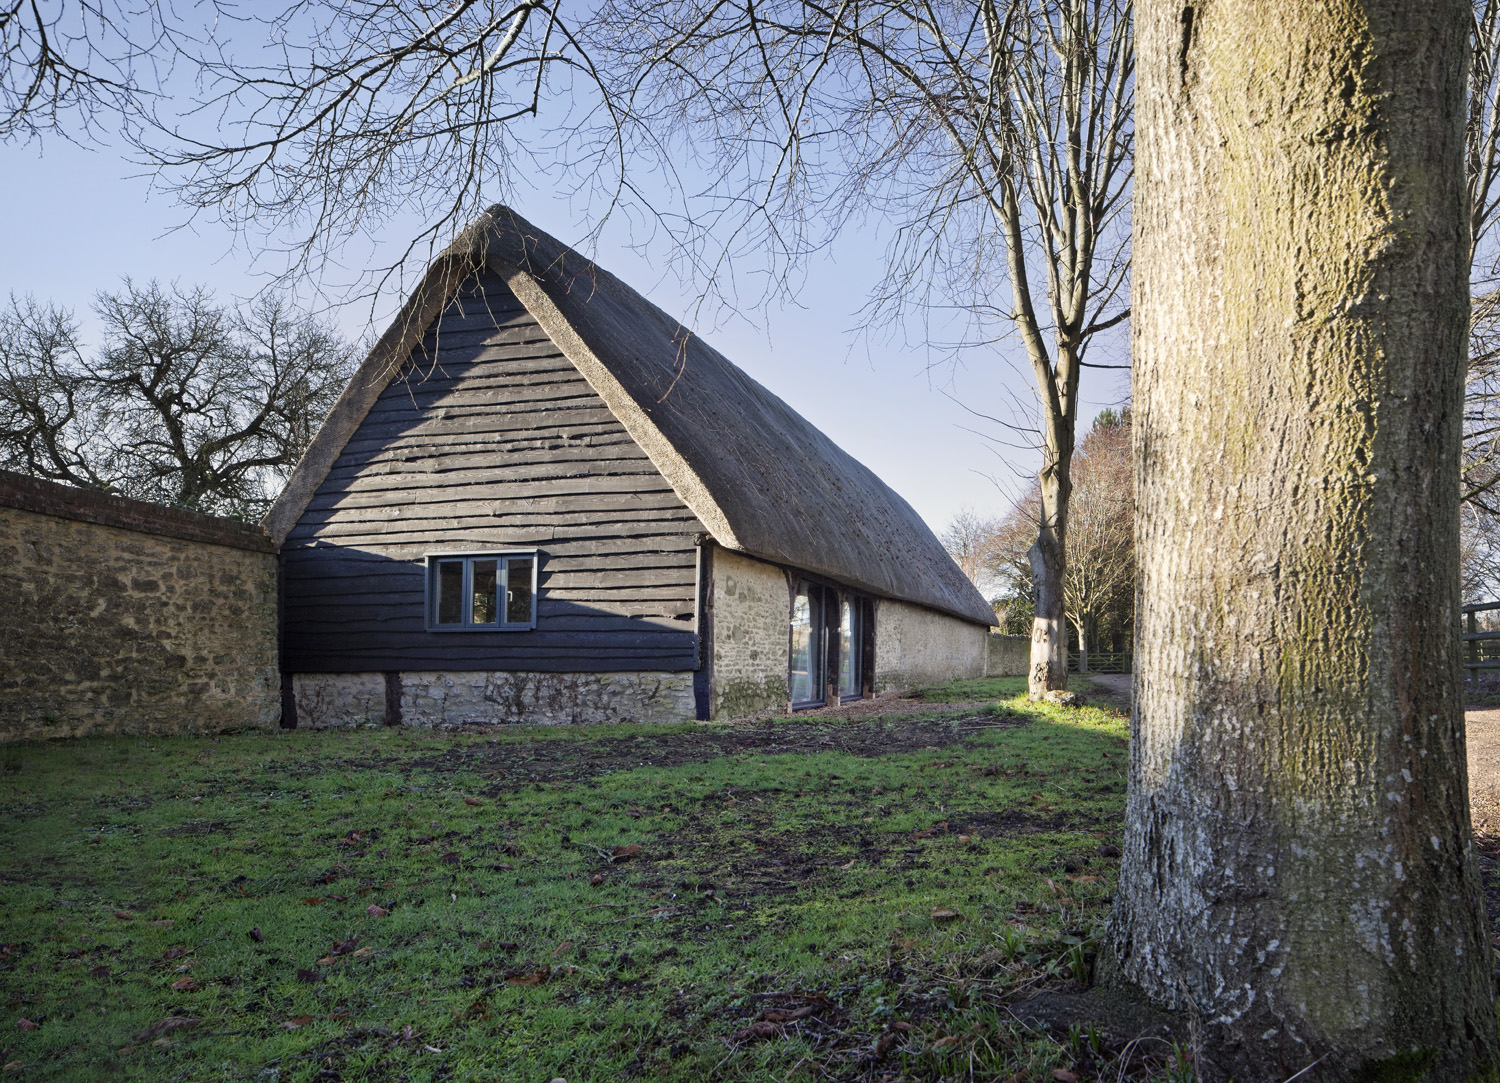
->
[266,207,996,726]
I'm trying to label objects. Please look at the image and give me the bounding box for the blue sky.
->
[1,133,1130,535]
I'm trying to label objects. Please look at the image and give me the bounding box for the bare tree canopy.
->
[0,1,183,141]
[0,281,354,519]
[138,1,623,279]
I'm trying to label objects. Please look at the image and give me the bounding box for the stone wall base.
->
[293,670,696,728]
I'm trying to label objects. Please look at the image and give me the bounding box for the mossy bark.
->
[1105,1,1498,1079]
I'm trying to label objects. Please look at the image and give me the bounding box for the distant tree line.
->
[0,282,354,521]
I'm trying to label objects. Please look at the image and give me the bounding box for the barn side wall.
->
[873,599,989,693]
[987,634,1031,677]
[0,471,280,740]
[711,549,791,719]
[293,670,694,726]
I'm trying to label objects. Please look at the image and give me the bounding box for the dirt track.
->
[1471,709,1500,837]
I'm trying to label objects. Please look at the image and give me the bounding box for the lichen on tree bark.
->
[1104,0,1499,1078]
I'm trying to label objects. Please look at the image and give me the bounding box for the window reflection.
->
[437,561,464,625]
[839,599,860,699]
[471,559,498,624]
[789,584,823,705]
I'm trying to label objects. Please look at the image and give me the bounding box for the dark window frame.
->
[424,550,539,632]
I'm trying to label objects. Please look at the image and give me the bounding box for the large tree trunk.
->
[1104,1,1498,1078]
[1029,453,1071,695]
[1028,351,1079,698]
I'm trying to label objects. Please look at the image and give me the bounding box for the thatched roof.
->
[265,207,996,627]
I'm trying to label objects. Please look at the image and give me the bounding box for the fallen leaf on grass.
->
[15,1019,37,1031]
[352,947,374,957]
[760,1005,818,1023]
[366,905,389,917]
[113,910,133,921]
[459,996,492,1022]
[247,927,264,943]
[1043,879,1077,905]
[170,978,200,992]
[302,897,324,906]
[1,1062,19,1072]
[331,938,359,956]
[133,1017,198,1042]
[930,907,964,922]
[551,940,574,957]
[957,835,973,844]
[506,969,548,986]
[733,1021,781,1042]
[316,956,335,966]
[932,1035,961,1049]
[1051,1070,1079,1082]
[839,859,855,870]
[162,947,189,961]
[281,1016,315,1029]
[296,969,325,984]
[463,797,484,806]
[589,873,604,886]
[611,844,642,861]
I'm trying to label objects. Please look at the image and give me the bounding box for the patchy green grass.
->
[0,693,1185,1082]
[913,677,1029,703]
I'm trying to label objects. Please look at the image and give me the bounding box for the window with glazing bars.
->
[426,552,537,630]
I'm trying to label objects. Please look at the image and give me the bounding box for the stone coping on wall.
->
[0,469,276,554]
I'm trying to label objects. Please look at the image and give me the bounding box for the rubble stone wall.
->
[0,471,280,740]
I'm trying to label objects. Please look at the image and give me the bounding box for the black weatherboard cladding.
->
[279,271,705,673]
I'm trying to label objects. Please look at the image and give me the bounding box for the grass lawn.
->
[0,678,1182,1082]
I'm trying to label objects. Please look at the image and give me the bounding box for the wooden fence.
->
[1464,600,1500,681]
[1069,651,1133,674]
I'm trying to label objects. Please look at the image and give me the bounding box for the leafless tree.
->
[962,408,1132,666]
[940,506,1004,595]
[136,1,623,285]
[0,281,354,518]
[1059,407,1130,670]
[0,1,187,142]
[591,0,1133,696]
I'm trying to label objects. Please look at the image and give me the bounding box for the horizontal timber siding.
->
[282,271,704,673]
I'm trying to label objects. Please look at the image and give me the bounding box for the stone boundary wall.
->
[0,471,281,740]
[0,470,276,554]
[987,634,1031,677]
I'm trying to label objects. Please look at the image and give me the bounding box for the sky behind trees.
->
[0,127,1130,535]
